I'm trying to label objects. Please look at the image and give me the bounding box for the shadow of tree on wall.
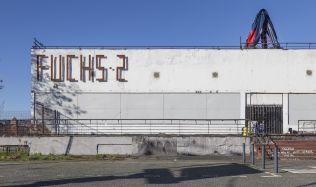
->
[5,163,262,186]
[31,53,87,119]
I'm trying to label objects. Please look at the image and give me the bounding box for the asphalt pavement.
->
[0,156,315,187]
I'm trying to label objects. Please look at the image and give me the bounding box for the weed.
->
[0,152,127,161]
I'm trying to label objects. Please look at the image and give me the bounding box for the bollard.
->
[274,147,279,173]
[262,144,266,169]
[242,143,246,164]
[251,143,255,165]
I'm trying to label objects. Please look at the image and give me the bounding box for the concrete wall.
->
[289,94,316,130]
[0,136,249,156]
[35,92,240,120]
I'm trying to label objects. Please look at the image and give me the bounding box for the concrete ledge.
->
[0,136,249,156]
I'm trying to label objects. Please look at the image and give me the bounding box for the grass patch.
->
[96,154,126,160]
[0,152,127,161]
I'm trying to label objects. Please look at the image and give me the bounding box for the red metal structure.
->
[246,9,280,48]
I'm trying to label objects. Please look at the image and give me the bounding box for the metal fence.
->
[0,118,246,136]
[33,119,246,135]
[246,105,283,135]
[0,120,31,136]
[246,121,279,136]
[5,117,316,136]
[298,120,316,134]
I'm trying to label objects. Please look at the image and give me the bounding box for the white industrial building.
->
[31,48,316,135]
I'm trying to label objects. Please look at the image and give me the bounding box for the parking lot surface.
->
[0,156,316,187]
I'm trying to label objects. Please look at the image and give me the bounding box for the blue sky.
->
[0,0,316,111]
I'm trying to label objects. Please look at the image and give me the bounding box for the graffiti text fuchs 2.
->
[35,54,128,82]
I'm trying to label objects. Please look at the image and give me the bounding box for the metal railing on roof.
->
[31,42,316,50]
[35,118,246,136]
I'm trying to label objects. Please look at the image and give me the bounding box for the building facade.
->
[31,48,316,134]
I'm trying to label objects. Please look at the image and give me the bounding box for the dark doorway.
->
[246,105,283,134]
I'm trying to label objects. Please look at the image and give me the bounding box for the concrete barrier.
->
[0,136,249,156]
